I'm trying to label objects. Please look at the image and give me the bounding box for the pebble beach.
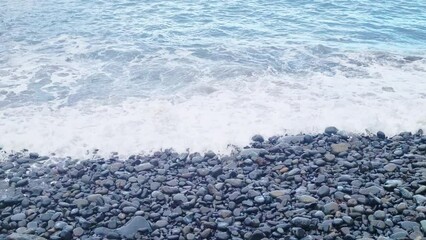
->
[1,127,426,240]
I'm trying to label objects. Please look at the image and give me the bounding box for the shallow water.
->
[1,0,426,157]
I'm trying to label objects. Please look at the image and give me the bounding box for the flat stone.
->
[152,191,165,200]
[197,168,210,176]
[390,231,408,239]
[373,210,386,220]
[15,179,29,187]
[54,221,68,230]
[331,143,350,154]
[2,162,14,170]
[297,195,318,203]
[359,186,384,196]
[73,199,89,208]
[161,186,180,194]
[225,179,244,187]
[371,220,386,230]
[239,148,267,159]
[384,180,403,188]
[173,193,187,203]
[87,194,103,203]
[384,163,398,172]
[416,185,426,194]
[420,220,426,234]
[287,168,301,176]
[291,217,311,228]
[413,194,426,204]
[269,190,290,198]
[254,196,265,204]
[154,220,168,228]
[323,202,339,215]
[11,213,26,221]
[7,233,47,240]
[400,221,420,231]
[122,206,137,213]
[324,153,335,162]
[216,231,230,240]
[117,216,152,238]
[218,210,232,218]
[135,163,154,171]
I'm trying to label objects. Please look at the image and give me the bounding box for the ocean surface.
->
[1,0,426,157]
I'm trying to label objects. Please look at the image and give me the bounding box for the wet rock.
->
[252,134,264,143]
[325,126,338,135]
[377,131,386,139]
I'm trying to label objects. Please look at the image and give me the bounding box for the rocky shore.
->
[1,127,426,240]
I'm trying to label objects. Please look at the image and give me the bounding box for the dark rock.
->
[15,179,29,187]
[325,126,338,135]
[249,230,266,240]
[377,131,386,139]
[161,186,180,194]
[252,134,264,143]
[200,229,212,238]
[291,217,311,228]
[303,135,314,143]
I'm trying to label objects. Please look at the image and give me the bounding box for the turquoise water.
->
[0,0,425,156]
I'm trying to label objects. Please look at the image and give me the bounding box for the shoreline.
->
[1,127,426,239]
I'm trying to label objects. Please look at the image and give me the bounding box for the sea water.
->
[1,0,425,157]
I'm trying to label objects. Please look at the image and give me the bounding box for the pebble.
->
[297,195,318,203]
[291,217,311,228]
[0,130,425,240]
[254,196,265,204]
[384,163,398,172]
[317,185,330,197]
[373,210,386,220]
[323,202,339,215]
[331,143,350,154]
[325,126,338,135]
[11,213,26,221]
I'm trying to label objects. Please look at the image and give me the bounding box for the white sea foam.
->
[1,60,425,158]
[1,0,426,158]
